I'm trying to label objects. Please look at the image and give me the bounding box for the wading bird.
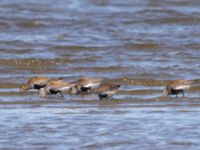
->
[69,77,104,94]
[163,79,197,97]
[95,82,120,100]
[20,76,56,92]
[39,79,76,97]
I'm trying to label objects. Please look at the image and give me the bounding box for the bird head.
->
[19,84,29,92]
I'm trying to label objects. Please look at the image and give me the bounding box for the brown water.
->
[0,0,200,149]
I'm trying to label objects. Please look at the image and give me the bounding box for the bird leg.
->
[39,88,47,98]
[181,90,184,97]
[57,92,64,98]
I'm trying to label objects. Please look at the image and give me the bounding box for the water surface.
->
[0,0,200,149]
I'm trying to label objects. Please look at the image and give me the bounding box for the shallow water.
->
[0,0,200,149]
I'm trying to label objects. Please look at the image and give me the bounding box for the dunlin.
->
[95,83,120,100]
[163,79,197,97]
[20,76,51,92]
[69,77,104,94]
[39,79,75,97]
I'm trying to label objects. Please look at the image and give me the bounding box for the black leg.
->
[182,90,184,97]
[107,94,113,100]
[58,92,64,98]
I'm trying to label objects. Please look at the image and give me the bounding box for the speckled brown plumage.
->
[163,79,196,97]
[20,76,50,92]
[69,77,104,94]
[95,83,120,100]
[40,79,75,97]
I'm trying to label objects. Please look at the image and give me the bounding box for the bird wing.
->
[59,85,72,91]
[101,90,117,95]
[29,77,49,87]
[171,80,193,90]
[83,82,101,88]
[173,85,191,90]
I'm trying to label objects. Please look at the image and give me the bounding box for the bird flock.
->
[20,76,197,100]
[20,76,120,100]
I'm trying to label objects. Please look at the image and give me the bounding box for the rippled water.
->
[0,0,200,149]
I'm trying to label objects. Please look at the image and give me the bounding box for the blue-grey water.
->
[0,0,200,149]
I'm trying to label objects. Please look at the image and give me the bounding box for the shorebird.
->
[39,79,75,97]
[20,76,54,92]
[163,79,197,97]
[95,82,120,100]
[69,77,104,94]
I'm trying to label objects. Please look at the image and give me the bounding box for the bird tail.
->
[51,77,63,81]
[110,84,120,90]
[174,80,195,90]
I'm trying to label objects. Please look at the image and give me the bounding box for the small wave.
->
[16,21,45,28]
